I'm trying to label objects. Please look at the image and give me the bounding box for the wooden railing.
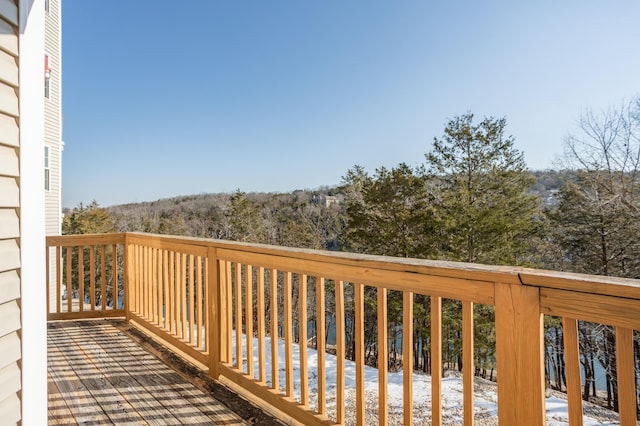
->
[46,232,640,426]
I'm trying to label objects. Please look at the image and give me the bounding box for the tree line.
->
[64,97,640,414]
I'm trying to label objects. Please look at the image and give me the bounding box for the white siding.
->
[44,0,61,237]
[0,1,21,423]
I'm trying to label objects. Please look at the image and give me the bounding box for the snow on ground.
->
[231,332,620,425]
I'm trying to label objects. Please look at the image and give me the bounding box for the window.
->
[45,54,51,98]
[45,146,50,191]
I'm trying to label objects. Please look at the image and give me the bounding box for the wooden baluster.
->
[46,245,50,316]
[403,291,413,426]
[616,327,636,426]
[270,269,279,391]
[316,277,327,416]
[55,246,61,314]
[188,254,195,344]
[175,252,181,334]
[378,287,388,426]
[143,246,149,317]
[205,256,211,354]
[207,248,219,378]
[132,245,138,314]
[563,317,583,426]
[66,246,72,313]
[152,247,157,322]
[197,255,203,350]
[246,264,254,379]
[90,246,96,311]
[181,253,187,340]
[163,250,169,330]
[300,274,309,406]
[257,266,266,384]
[284,271,293,397]
[463,301,474,426]
[226,261,233,363]
[235,262,242,371]
[355,282,365,425]
[113,244,118,311]
[335,280,345,424]
[78,247,84,312]
[431,296,442,426]
[169,251,175,334]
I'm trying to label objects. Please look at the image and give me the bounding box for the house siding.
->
[44,0,61,236]
[0,0,21,423]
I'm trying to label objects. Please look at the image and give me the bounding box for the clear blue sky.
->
[62,1,640,207]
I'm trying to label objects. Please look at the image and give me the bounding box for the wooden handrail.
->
[46,232,640,426]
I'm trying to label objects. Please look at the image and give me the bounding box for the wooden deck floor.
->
[47,320,277,425]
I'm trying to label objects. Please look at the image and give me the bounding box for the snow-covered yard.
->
[232,332,621,425]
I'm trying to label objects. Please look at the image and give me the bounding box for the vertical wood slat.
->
[101,245,107,310]
[197,255,203,350]
[207,248,219,377]
[335,280,345,425]
[188,254,195,344]
[163,250,169,330]
[78,247,84,312]
[257,266,266,384]
[190,254,196,343]
[169,251,175,334]
[616,327,636,426]
[66,246,72,313]
[284,271,294,398]
[204,256,211,354]
[115,245,119,310]
[152,248,157,322]
[377,287,388,426]
[181,253,187,340]
[56,246,61,314]
[124,241,131,321]
[144,246,148,315]
[355,282,365,425]
[90,246,96,311]
[403,291,413,426]
[316,277,327,416]
[154,247,159,321]
[562,317,583,426]
[246,264,254,379]
[46,245,50,315]
[133,245,138,314]
[299,274,309,406]
[463,301,474,426]
[431,296,443,426]
[175,252,181,334]
[270,269,279,391]
[235,262,242,370]
[226,262,233,363]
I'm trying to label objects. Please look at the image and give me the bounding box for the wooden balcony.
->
[46,232,640,425]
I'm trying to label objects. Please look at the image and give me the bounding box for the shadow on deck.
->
[47,320,283,425]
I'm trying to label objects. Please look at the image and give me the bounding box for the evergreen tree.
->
[63,201,115,235]
[425,113,539,265]
[342,163,437,258]
[225,190,266,243]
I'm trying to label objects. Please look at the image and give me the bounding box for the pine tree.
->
[425,113,539,265]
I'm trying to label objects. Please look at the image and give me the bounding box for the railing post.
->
[207,246,221,379]
[495,282,546,426]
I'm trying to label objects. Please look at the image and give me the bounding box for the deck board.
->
[47,320,253,425]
